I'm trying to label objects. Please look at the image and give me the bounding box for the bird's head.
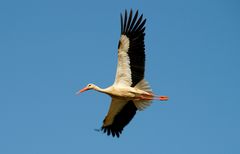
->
[76,83,96,95]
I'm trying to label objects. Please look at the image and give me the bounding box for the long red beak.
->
[76,87,89,95]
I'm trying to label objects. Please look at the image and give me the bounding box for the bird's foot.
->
[158,96,169,101]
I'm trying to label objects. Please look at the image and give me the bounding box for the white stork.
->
[76,9,168,137]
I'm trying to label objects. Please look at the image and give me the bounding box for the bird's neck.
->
[93,85,108,94]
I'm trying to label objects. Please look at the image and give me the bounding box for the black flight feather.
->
[101,101,137,138]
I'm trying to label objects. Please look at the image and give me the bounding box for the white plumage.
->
[114,35,131,86]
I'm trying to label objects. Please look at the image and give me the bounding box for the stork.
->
[76,9,168,137]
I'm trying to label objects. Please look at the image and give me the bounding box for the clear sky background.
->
[1,0,240,154]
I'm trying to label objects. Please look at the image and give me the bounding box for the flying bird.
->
[76,9,168,137]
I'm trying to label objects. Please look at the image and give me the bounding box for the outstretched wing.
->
[101,10,146,138]
[114,9,146,87]
[101,98,137,137]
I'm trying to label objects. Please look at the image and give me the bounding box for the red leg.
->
[136,94,168,101]
[137,95,154,100]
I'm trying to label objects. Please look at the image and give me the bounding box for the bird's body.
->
[77,9,168,137]
[103,85,144,99]
[86,81,153,101]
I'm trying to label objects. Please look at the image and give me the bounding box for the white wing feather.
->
[114,35,132,86]
[103,98,128,126]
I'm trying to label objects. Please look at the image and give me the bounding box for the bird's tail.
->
[133,79,153,110]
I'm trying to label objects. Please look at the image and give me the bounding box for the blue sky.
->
[1,0,240,153]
